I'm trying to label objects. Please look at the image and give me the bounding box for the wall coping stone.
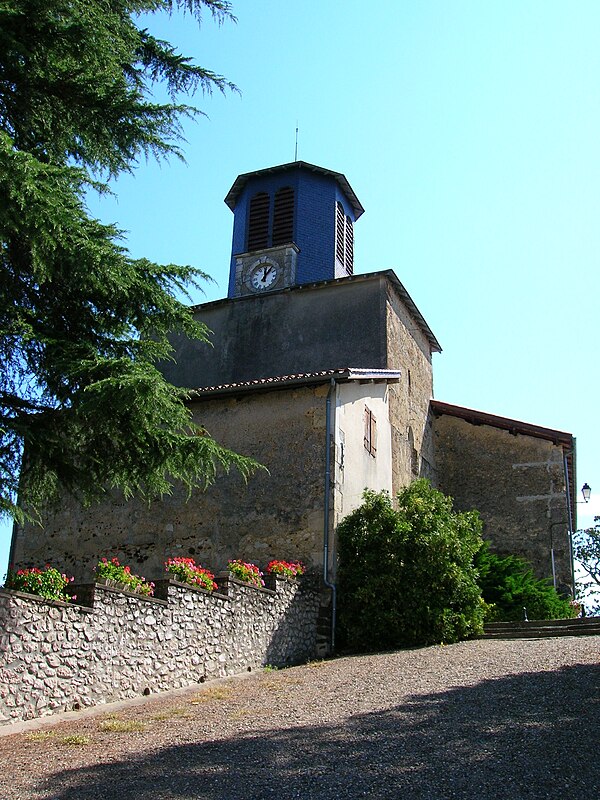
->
[0,587,93,613]
[70,582,168,608]
[153,578,229,602]
[216,572,277,596]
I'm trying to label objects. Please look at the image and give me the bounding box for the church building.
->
[11,161,578,616]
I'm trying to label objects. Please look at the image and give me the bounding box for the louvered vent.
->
[272,187,294,246]
[344,216,354,275]
[247,192,270,251]
[335,202,345,263]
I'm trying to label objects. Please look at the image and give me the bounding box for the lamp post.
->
[581,483,592,503]
[570,483,592,602]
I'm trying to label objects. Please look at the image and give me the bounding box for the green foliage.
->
[4,565,73,601]
[474,542,576,621]
[336,480,486,651]
[573,517,600,611]
[0,0,259,522]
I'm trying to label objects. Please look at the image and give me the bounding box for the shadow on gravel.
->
[38,662,600,799]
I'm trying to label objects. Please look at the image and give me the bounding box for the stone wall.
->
[13,385,329,582]
[385,283,436,494]
[0,575,320,726]
[432,412,573,592]
[162,275,388,390]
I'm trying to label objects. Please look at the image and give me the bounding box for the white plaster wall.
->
[333,382,393,527]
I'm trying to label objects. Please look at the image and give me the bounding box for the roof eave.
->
[224,160,365,220]
[186,368,402,400]
[430,399,574,447]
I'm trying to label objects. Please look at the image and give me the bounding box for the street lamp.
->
[581,483,592,503]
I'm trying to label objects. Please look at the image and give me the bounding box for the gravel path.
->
[0,636,599,799]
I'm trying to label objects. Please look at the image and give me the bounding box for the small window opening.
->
[408,427,419,476]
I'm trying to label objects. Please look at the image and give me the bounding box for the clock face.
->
[249,259,279,292]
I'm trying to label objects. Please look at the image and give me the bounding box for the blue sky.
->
[2,0,600,577]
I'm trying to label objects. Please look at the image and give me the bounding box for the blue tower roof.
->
[224,161,364,219]
[226,161,364,297]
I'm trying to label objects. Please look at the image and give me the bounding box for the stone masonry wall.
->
[385,283,435,495]
[13,385,329,582]
[432,414,572,593]
[0,575,320,727]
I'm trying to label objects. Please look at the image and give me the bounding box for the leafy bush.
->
[228,560,264,588]
[573,518,600,613]
[94,557,154,596]
[4,566,74,602]
[266,560,305,578]
[337,480,485,651]
[165,557,217,592]
[474,542,577,621]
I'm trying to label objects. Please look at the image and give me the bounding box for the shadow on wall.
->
[29,663,600,799]
[263,578,323,666]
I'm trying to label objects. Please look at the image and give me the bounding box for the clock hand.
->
[262,265,273,282]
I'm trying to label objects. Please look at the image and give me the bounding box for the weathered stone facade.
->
[13,372,401,583]
[0,574,320,726]
[385,280,436,493]
[13,384,329,581]
[8,159,579,626]
[431,402,574,592]
[11,270,576,597]
[160,272,436,391]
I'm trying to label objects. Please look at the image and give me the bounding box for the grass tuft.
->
[25,731,56,742]
[98,718,146,733]
[59,734,91,746]
[190,686,232,704]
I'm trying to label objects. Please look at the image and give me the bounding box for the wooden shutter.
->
[364,406,377,456]
[272,187,294,245]
[370,412,377,455]
[247,192,270,251]
[336,202,345,263]
[345,216,354,275]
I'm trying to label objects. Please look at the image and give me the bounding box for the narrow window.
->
[272,187,294,245]
[335,202,345,263]
[408,427,419,475]
[364,406,377,457]
[344,215,354,275]
[335,201,354,275]
[247,192,270,251]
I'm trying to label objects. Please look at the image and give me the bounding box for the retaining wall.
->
[0,574,320,726]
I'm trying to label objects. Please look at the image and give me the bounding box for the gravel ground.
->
[0,636,599,799]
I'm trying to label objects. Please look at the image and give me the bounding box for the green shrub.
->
[336,480,486,651]
[474,543,577,621]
